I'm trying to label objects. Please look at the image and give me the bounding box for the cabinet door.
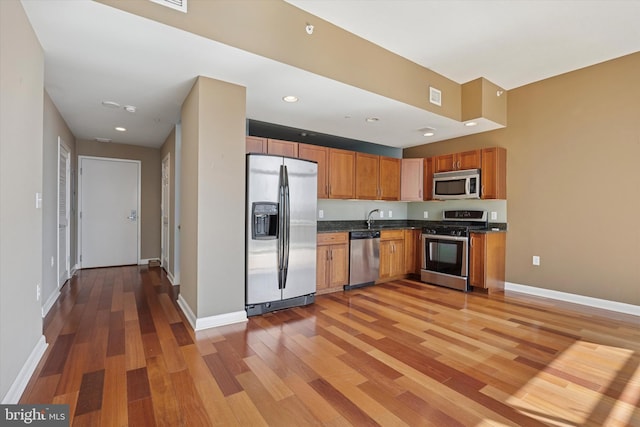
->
[379,156,401,201]
[457,149,482,170]
[424,157,433,201]
[329,149,355,199]
[355,153,379,199]
[379,240,393,279]
[481,147,507,199]
[246,136,266,154]
[329,243,349,287]
[390,240,405,277]
[469,233,485,288]
[434,153,456,172]
[401,158,424,201]
[299,144,329,198]
[403,229,420,274]
[316,245,331,291]
[267,139,298,157]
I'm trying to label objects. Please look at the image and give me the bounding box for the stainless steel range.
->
[421,210,488,291]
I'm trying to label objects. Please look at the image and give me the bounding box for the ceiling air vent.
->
[149,0,187,13]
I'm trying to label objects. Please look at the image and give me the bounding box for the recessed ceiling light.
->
[101,101,120,109]
[95,137,112,143]
[123,105,137,113]
[282,95,298,103]
[420,127,436,137]
[423,131,435,137]
[115,126,126,132]
[464,121,478,127]
[365,117,379,123]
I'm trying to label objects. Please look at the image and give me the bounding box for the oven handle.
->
[422,233,468,243]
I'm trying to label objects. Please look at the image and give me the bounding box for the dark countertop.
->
[318,220,507,233]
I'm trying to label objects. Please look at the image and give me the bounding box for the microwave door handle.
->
[465,178,470,195]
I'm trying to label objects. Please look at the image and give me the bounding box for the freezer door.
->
[246,155,283,305]
[281,157,318,300]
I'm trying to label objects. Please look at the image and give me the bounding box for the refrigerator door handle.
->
[277,165,286,289]
[282,165,291,288]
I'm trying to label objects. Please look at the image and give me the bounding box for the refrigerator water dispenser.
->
[251,202,278,239]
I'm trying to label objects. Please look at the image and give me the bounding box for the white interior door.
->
[58,139,71,287]
[161,154,170,269]
[79,157,140,268]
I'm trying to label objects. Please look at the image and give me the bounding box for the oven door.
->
[422,234,468,277]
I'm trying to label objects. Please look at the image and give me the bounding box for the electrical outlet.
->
[318,209,324,219]
[36,283,41,301]
[388,210,393,218]
[491,211,498,220]
[532,256,540,266]
[379,211,384,218]
[424,211,429,219]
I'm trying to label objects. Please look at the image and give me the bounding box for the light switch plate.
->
[532,256,540,266]
[388,210,393,218]
[379,211,384,218]
[490,211,498,220]
[318,209,324,219]
[424,211,429,219]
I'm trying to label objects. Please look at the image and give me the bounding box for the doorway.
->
[57,138,71,287]
[161,153,170,271]
[78,156,141,268]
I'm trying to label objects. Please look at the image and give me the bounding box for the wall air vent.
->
[149,0,187,13]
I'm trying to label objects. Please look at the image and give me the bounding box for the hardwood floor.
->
[20,265,640,426]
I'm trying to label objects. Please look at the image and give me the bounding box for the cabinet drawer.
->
[380,229,404,240]
[317,232,348,245]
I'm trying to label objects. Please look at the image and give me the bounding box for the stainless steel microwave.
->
[433,169,481,200]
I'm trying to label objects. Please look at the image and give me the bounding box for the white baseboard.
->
[1,336,48,404]
[166,271,176,286]
[41,289,60,318]
[505,282,640,316]
[70,264,78,276]
[177,295,247,331]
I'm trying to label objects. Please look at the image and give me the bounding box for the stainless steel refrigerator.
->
[246,154,317,316]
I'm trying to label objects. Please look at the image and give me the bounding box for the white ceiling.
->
[21,0,640,149]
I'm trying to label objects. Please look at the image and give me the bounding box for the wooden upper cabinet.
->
[246,136,267,154]
[355,154,400,201]
[434,149,481,172]
[481,147,507,199]
[424,157,433,201]
[298,144,329,199]
[401,158,424,201]
[267,139,298,157]
[379,156,400,201]
[355,153,379,200]
[328,148,355,199]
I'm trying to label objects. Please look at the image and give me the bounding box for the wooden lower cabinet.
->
[403,229,421,275]
[316,232,349,294]
[469,232,506,293]
[379,230,404,280]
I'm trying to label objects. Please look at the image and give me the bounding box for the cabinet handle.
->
[326,250,329,261]
[419,189,422,198]
[481,185,485,197]
[326,184,329,195]
[457,160,461,169]
[330,249,333,261]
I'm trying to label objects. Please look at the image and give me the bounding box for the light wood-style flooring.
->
[20,265,640,426]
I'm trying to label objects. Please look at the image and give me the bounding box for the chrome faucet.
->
[366,209,380,229]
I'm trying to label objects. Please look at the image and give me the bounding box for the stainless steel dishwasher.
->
[346,230,380,290]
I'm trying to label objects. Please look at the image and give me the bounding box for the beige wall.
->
[0,0,45,401]
[405,52,640,305]
[42,91,76,311]
[160,127,176,280]
[76,140,161,261]
[180,76,246,319]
